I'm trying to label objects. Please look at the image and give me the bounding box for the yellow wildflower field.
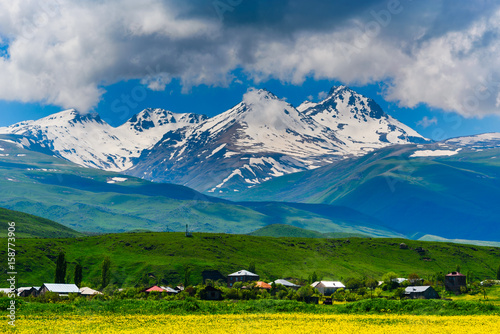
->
[3,313,500,333]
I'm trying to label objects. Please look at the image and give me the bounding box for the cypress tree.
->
[54,252,67,283]
[311,271,318,283]
[74,263,83,287]
[101,256,111,289]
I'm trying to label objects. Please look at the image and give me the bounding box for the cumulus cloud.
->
[0,0,499,117]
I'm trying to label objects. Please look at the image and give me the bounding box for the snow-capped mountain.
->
[0,86,429,193]
[0,108,205,171]
[445,133,500,150]
[127,87,429,192]
[297,86,426,153]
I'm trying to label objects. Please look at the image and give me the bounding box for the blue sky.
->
[1,0,500,140]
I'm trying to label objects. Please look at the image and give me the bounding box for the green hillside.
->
[0,207,83,238]
[0,135,400,237]
[249,224,326,238]
[231,145,500,241]
[249,224,369,239]
[2,232,499,288]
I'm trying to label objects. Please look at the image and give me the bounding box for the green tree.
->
[382,272,398,290]
[333,288,346,302]
[434,272,445,286]
[344,277,362,291]
[408,273,421,285]
[101,256,111,289]
[364,278,379,298]
[394,287,406,300]
[466,270,474,285]
[54,252,67,283]
[296,285,315,301]
[456,265,461,273]
[74,263,83,287]
[310,271,318,284]
[248,262,256,274]
[497,265,500,280]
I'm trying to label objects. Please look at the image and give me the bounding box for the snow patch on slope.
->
[410,149,461,157]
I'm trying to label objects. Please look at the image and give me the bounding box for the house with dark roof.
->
[404,286,440,299]
[18,287,40,297]
[445,272,467,293]
[227,270,259,287]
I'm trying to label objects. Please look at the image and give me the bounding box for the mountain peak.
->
[125,108,207,133]
[33,109,103,126]
[126,108,174,132]
[238,88,297,123]
[244,88,280,102]
[316,85,385,120]
[328,85,349,96]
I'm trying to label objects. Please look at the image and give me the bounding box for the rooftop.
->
[43,283,80,294]
[228,270,259,277]
[160,286,179,294]
[80,287,102,295]
[405,286,432,293]
[270,279,300,287]
[255,281,272,289]
[311,281,345,288]
[145,286,164,292]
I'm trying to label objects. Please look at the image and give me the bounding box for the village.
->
[2,268,486,304]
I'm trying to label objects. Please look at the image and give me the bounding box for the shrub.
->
[333,288,346,302]
[296,286,315,301]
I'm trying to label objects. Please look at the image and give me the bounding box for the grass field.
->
[3,313,500,333]
[450,285,500,305]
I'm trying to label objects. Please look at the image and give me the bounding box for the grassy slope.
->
[2,232,499,288]
[0,136,400,237]
[230,145,500,241]
[249,224,369,239]
[0,207,83,238]
[249,224,326,238]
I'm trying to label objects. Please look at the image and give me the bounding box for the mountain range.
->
[0,136,403,237]
[0,86,428,193]
[230,139,500,241]
[2,86,500,242]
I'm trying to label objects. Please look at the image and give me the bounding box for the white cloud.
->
[0,0,223,111]
[416,116,438,129]
[0,0,499,119]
